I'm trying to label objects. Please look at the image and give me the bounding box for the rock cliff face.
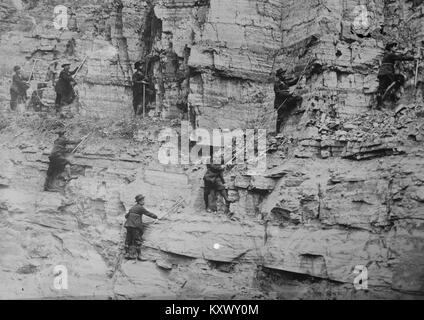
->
[1,0,424,299]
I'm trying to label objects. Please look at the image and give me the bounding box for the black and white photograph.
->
[0,0,423,304]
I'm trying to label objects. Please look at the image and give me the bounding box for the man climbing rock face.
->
[55,62,78,113]
[124,194,158,260]
[10,65,30,111]
[376,42,417,107]
[203,164,233,214]
[44,130,81,192]
[274,68,303,133]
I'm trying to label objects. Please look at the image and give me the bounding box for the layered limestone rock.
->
[0,0,277,127]
[1,0,424,299]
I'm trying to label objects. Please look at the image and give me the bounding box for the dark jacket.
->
[274,77,298,109]
[55,68,78,95]
[132,70,148,94]
[124,204,158,229]
[10,73,30,96]
[378,52,414,77]
[204,164,225,184]
[50,137,80,158]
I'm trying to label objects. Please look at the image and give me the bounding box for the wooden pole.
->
[72,133,91,154]
[152,197,185,225]
[28,59,38,82]
[73,55,88,78]
[143,83,146,117]
[415,48,423,87]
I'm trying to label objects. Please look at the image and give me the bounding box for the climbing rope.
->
[264,54,315,117]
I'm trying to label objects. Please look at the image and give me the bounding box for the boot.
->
[126,246,137,260]
[224,201,232,215]
[136,247,143,261]
[43,181,50,192]
[376,95,382,109]
[124,246,132,260]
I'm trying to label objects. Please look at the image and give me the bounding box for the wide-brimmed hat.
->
[13,65,21,72]
[135,194,145,202]
[61,62,71,68]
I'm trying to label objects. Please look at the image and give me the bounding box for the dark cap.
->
[61,62,71,68]
[134,61,143,69]
[385,42,398,50]
[276,68,286,76]
[13,66,21,72]
[135,194,145,202]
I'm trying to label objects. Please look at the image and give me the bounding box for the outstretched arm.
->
[65,139,82,145]
[141,207,158,220]
[70,67,79,75]
[286,77,299,86]
[392,53,415,62]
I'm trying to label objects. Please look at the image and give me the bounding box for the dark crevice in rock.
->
[140,4,162,59]
[299,253,329,279]
[207,260,235,273]
[257,266,345,286]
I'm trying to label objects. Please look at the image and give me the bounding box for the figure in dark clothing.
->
[10,66,30,111]
[132,61,154,116]
[274,68,303,132]
[376,43,417,107]
[55,62,78,113]
[124,194,158,260]
[203,164,233,214]
[44,130,81,192]
[28,82,48,111]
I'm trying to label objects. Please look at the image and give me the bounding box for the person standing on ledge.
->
[132,61,149,116]
[55,62,78,113]
[124,194,158,260]
[10,65,30,111]
[203,164,234,215]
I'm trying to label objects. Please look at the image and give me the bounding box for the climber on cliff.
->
[10,65,31,111]
[44,130,81,192]
[274,68,303,132]
[376,42,419,108]
[55,62,78,113]
[124,194,158,260]
[132,61,150,116]
[203,164,234,214]
[28,82,48,112]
